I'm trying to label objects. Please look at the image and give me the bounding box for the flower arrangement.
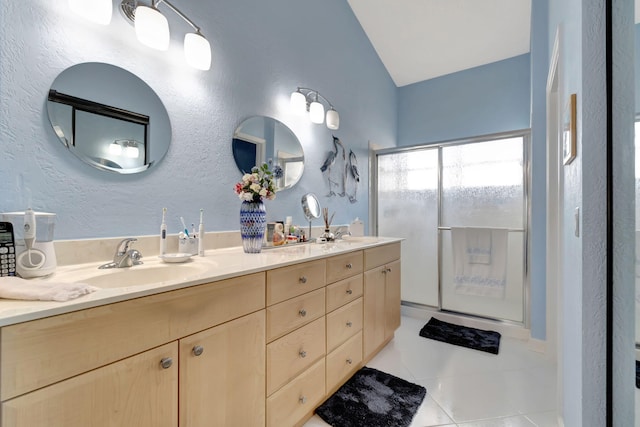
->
[234,163,277,202]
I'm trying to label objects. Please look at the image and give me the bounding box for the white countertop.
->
[0,237,401,327]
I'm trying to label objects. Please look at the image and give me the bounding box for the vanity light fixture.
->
[111,139,141,158]
[290,87,340,130]
[120,0,211,70]
[69,0,113,25]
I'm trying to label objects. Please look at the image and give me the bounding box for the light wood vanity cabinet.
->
[0,241,401,427]
[179,310,266,427]
[0,272,266,427]
[2,342,179,427]
[363,243,402,361]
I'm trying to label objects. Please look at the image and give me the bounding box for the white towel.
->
[0,277,98,302]
[464,228,492,264]
[451,227,509,298]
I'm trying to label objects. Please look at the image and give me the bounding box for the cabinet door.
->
[384,259,402,339]
[363,266,386,359]
[179,310,265,427]
[2,342,178,427]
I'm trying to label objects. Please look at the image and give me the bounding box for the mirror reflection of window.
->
[47,63,171,174]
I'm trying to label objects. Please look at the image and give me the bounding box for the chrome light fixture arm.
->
[154,0,202,34]
[295,87,335,110]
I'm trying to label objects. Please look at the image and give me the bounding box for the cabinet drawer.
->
[267,317,326,395]
[326,331,363,394]
[326,274,363,313]
[267,288,325,342]
[326,298,363,352]
[267,259,326,305]
[326,251,363,283]
[266,358,325,427]
[364,242,401,270]
[0,272,265,401]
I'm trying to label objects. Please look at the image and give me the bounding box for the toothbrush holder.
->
[179,237,199,256]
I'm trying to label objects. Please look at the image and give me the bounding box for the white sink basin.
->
[54,262,210,288]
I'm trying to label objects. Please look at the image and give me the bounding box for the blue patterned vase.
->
[239,200,266,253]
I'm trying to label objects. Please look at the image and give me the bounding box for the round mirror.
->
[232,116,304,191]
[301,193,321,240]
[301,193,321,221]
[47,63,171,174]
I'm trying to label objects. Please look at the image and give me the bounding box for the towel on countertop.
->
[451,227,509,299]
[0,277,98,302]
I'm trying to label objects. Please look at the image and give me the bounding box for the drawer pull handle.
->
[299,276,308,284]
[160,357,173,369]
[346,289,353,295]
[192,345,204,356]
[299,396,307,404]
[346,358,353,365]
[346,321,353,327]
[299,350,307,358]
[387,267,392,272]
[346,263,353,269]
[299,309,307,317]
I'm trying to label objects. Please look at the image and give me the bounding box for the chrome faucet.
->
[333,226,352,239]
[98,238,143,269]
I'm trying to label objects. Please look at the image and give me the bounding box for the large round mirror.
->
[47,63,171,174]
[232,116,304,191]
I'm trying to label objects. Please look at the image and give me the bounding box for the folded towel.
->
[465,227,492,264]
[451,227,509,298]
[0,277,98,302]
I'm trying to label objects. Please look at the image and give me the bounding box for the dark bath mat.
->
[419,317,501,354]
[315,367,426,427]
[636,361,639,388]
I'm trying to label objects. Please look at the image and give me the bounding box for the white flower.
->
[241,192,255,201]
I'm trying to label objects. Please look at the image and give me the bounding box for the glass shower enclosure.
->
[374,132,529,324]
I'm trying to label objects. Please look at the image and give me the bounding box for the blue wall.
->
[0,0,396,239]
[397,54,531,146]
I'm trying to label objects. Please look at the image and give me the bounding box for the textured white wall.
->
[0,0,397,239]
[549,0,609,423]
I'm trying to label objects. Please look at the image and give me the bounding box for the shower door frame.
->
[371,129,531,328]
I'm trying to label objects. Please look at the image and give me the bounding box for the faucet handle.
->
[129,249,143,265]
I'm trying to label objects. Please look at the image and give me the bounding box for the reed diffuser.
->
[320,208,335,241]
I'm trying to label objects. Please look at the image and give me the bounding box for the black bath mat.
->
[315,367,426,427]
[636,361,640,388]
[419,317,501,354]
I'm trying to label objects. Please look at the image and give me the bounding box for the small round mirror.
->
[232,116,304,191]
[301,193,321,240]
[47,62,171,174]
[301,193,321,221]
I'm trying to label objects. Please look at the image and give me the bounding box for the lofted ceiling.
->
[347,0,532,87]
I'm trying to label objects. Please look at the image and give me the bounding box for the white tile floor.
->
[304,315,559,427]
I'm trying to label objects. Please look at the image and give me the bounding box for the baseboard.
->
[528,337,546,354]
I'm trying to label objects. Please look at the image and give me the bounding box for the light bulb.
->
[109,142,122,155]
[69,0,112,25]
[184,33,212,70]
[135,6,170,51]
[290,90,307,115]
[309,101,324,124]
[326,108,340,130]
[124,145,140,158]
